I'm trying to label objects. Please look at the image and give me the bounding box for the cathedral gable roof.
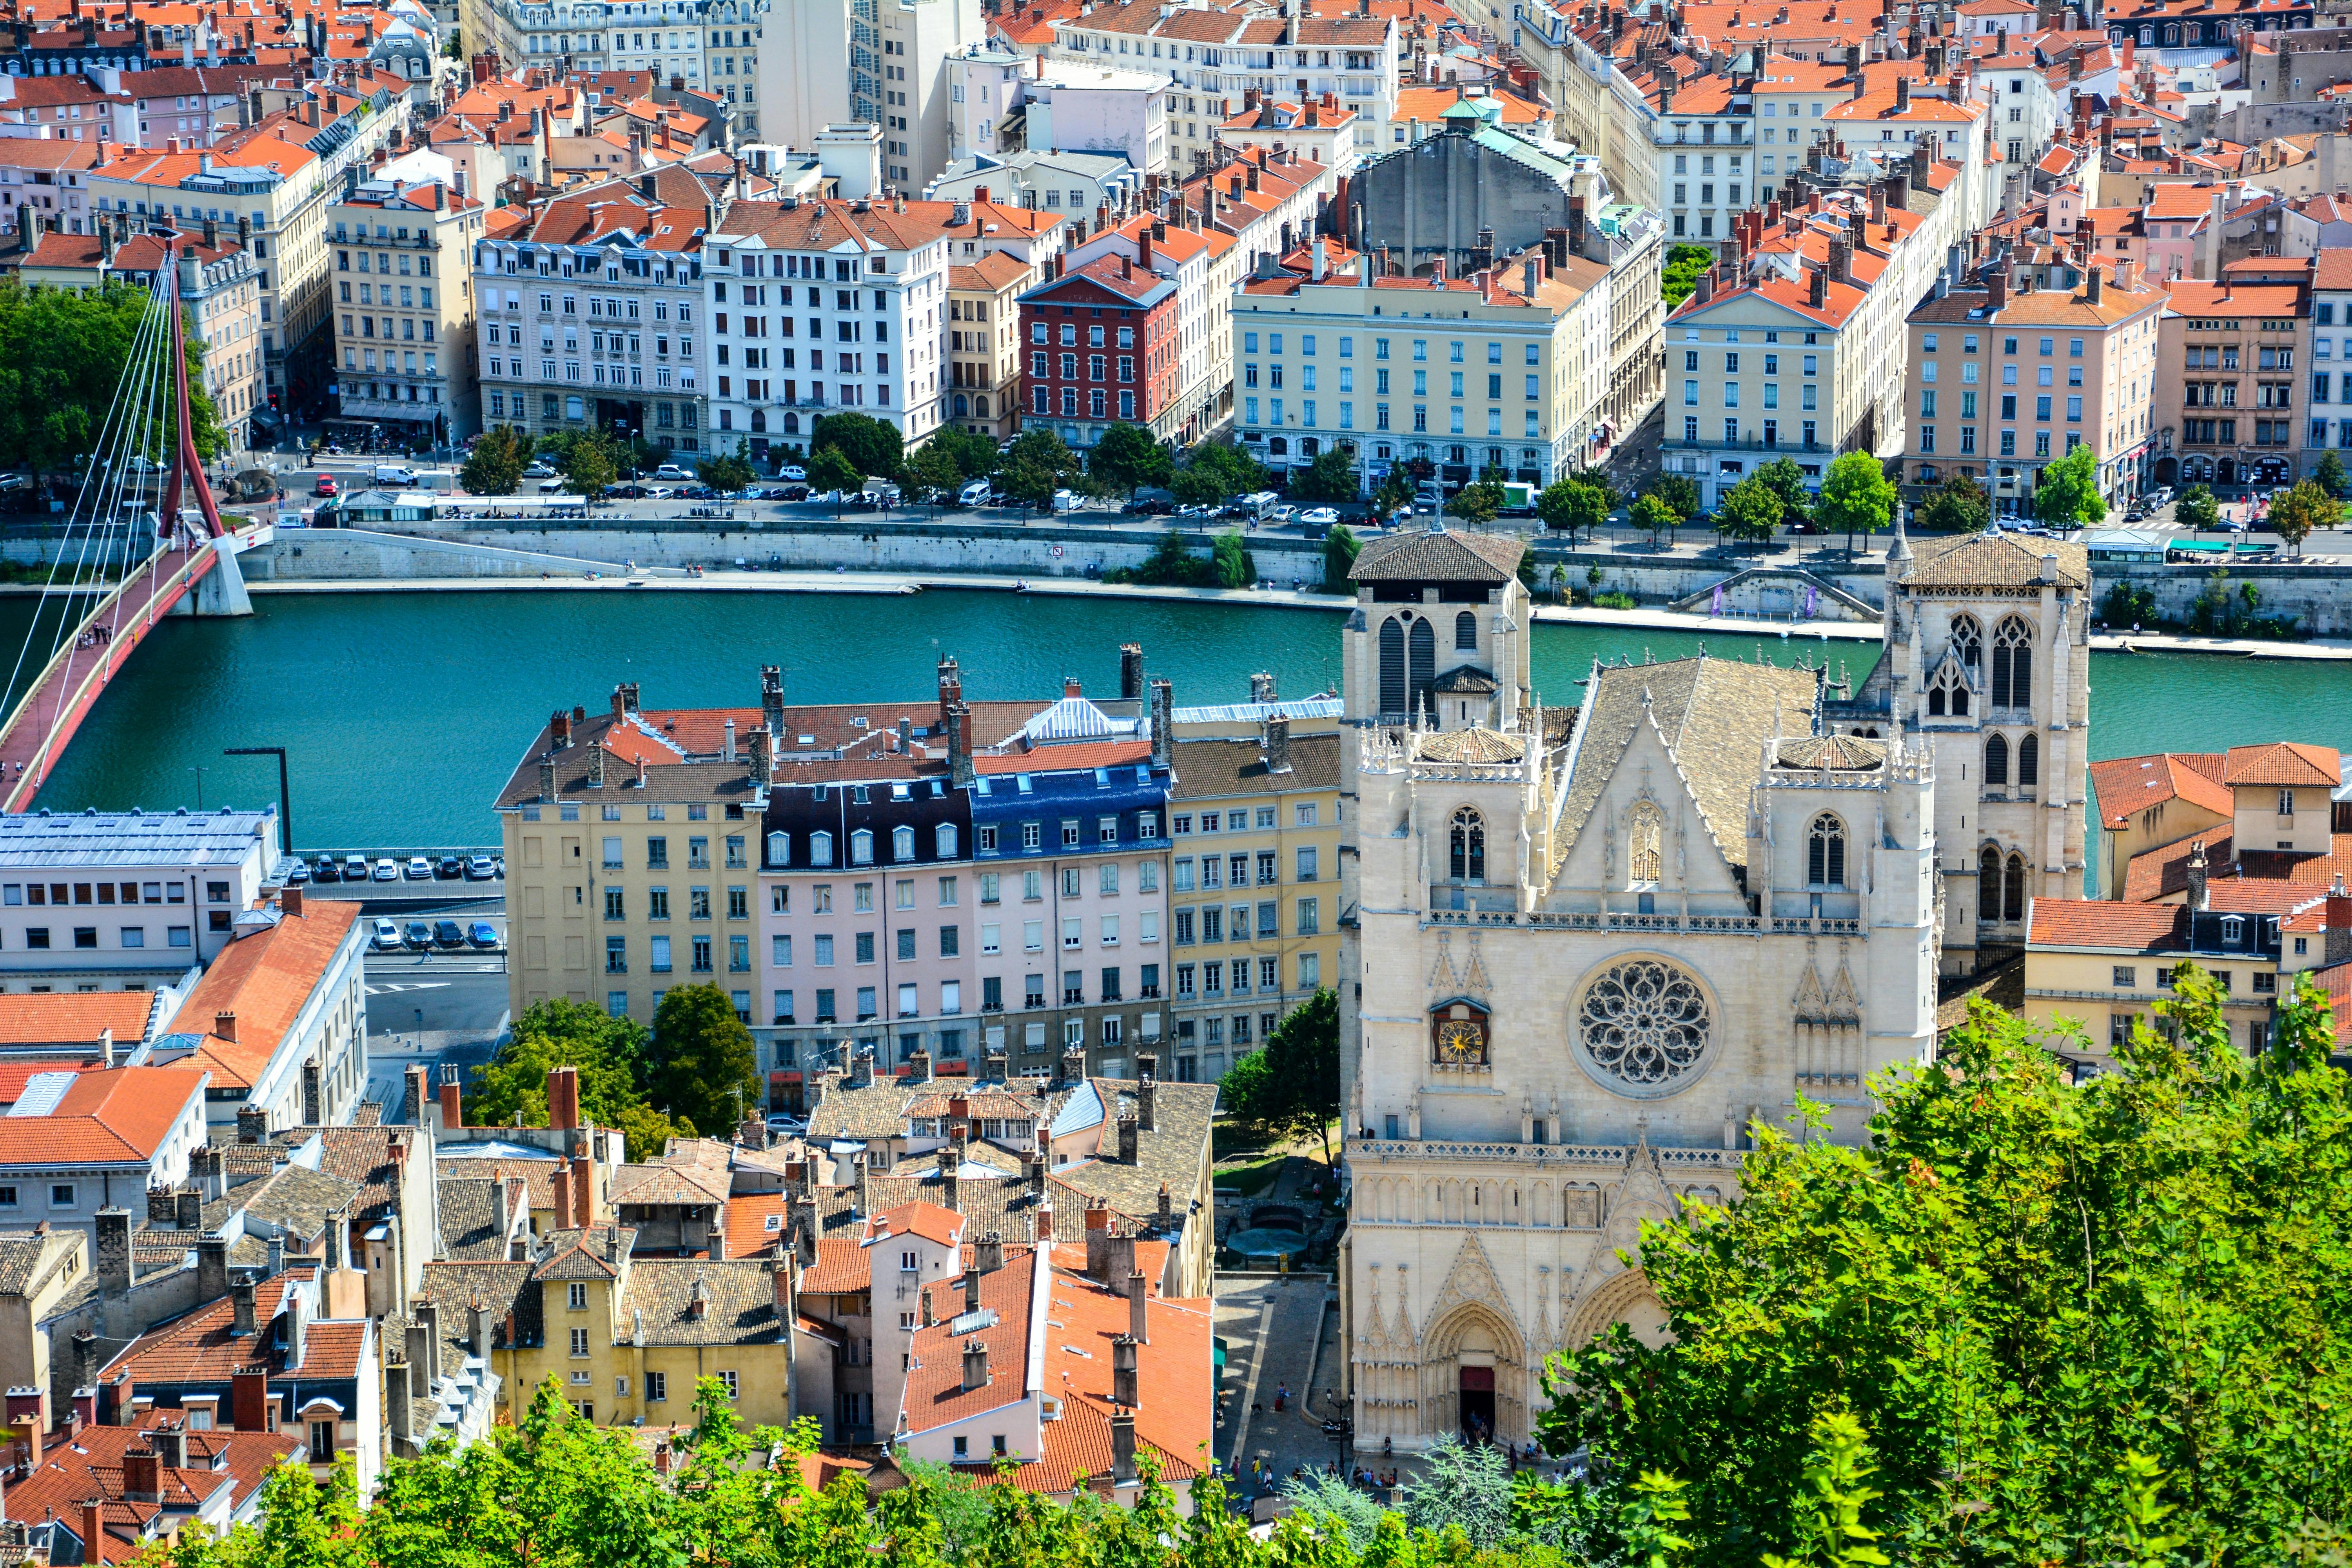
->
[1555,657,1821,874]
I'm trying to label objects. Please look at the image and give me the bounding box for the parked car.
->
[370,918,405,952]
[779,464,808,482]
[432,919,466,949]
[653,463,695,481]
[466,854,497,880]
[436,855,465,879]
[467,921,501,949]
[1299,507,1341,527]
[765,1113,808,1136]
[522,461,557,478]
[281,860,310,885]
[312,857,341,884]
[405,855,433,880]
[403,920,435,950]
[344,855,370,880]
[313,475,338,497]
[374,857,400,882]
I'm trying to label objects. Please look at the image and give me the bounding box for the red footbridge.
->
[0,233,267,811]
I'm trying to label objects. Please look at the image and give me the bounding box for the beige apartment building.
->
[946,249,1029,441]
[330,170,489,444]
[2024,895,2287,1058]
[1165,722,1340,1083]
[2154,267,2311,491]
[1899,260,2165,519]
[497,691,762,1023]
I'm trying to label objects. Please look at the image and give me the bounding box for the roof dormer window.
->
[2220,916,2244,946]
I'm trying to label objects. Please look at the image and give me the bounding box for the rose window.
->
[1575,960,1711,1094]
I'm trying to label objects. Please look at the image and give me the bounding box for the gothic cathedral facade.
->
[1335,524,2089,1452]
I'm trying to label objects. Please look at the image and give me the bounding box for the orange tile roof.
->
[2163,277,2307,316]
[2089,750,2234,828]
[864,1201,967,1251]
[0,1065,206,1167]
[0,991,157,1048]
[799,1236,867,1295]
[2122,834,2231,903]
[166,900,362,1091]
[2144,182,2220,221]
[2027,898,2189,951]
[726,1192,790,1259]
[973,740,1152,774]
[105,1267,314,1383]
[2222,741,2340,788]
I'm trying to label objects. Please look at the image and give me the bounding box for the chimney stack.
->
[961,1338,991,1391]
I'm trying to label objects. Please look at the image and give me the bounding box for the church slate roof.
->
[1773,734,1887,771]
[1896,531,2089,590]
[1348,527,1522,584]
[1418,727,1525,763]
[1555,656,1822,873]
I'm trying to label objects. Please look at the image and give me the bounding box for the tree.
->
[1815,449,1896,553]
[1399,1434,1513,1548]
[1537,474,1612,546]
[1210,529,1254,588]
[1516,542,1539,593]
[810,410,903,478]
[1753,456,1814,533]
[1643,471,1702,524]
[901,440,963,503]
[1320,522,1360,592]
[1290,445,1360,505]
[459,425,526,496]
[1916,470,1989,535]
[1370,470,1412,521]
[0,275,226,485]
[805,445,863,497]
[562,432,617,500]
[648,985,760,1142]
[2317,448,2348,500]
[2174,481,2221,535]
[1170,440,1265,508]
[2031,440,2106,532]
[2269,476,2339,557]
[1661,243,1714,309]
[1630,491,1678,546]
[929,424,1000,481]
[697,439,755,495]
[1448,473,1504,528]
[466,1000,682,1160]
[1537,967,2352,1564]
[1714,474,1783,549]
[1219,988,1339,1165]
[1085,421,1171,495]
[998,428,1082,510]
[1276,1468,1387,1550]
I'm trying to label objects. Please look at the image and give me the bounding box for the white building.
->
[1336,524,2083,1451]
[757,0,986,191]
[702,194,954,461]
[0,808,277,991]
[0,1065,210,1249]
[942,51,1169,173]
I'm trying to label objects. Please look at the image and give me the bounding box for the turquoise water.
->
[13,590,2349,850]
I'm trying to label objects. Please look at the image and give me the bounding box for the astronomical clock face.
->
[1432,1003,1489,1066]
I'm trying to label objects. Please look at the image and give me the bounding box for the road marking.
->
[364,982,452,996]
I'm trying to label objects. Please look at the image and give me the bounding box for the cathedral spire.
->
[1887,497,1912,565]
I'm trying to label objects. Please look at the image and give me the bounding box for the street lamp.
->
[222,746,293,856]
[185,766,209,810]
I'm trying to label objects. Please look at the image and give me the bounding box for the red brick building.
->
[1016,252,1180,453]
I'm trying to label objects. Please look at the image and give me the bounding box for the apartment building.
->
[1061,198,1240,447]
[472,169,708,452]
[470,0,613,78]
[85,129,335,424]
[1164,723,1338,1083]
[0,809,277,991]
[330,168,488,445]
[0,1065,209,1249]
[2301,246,2352,478]
[2154,267,2310,491]
[1900,258,2165,518]
[701,0,765,138]
[2025,894,2291,1060]
[0,138,96,238]
[947,248,1029,439]
[702,195,955,463]
[1016,250,1182,445]
[758,0,987,190]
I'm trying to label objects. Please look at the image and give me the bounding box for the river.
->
[3,589,2345,856]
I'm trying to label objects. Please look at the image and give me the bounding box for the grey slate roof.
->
[437,1179,507,1261]
[620,1258,782,1347]
[1349,527,1521,583]
[1897,530,2089,590]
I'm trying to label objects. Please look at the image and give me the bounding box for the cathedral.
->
[1335,521,2091,1451]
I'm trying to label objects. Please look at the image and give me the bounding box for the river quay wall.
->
[238,516,2352,637]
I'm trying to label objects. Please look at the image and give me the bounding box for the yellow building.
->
[2023,889,2285,1060]
[1165,719,1341,1083]
[947,250,1030,442]
[423,1225,794,1428]
[329,169,488,443]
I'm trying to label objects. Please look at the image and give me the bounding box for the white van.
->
[958,478,993,507]
[1052,489,1080,512]
[1239,490,1280,520]
[373,463,418,487]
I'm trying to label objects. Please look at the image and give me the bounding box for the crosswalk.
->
[364,980,454,996]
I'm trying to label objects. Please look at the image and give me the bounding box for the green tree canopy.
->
[1713,474,1782,548]
[1217,988,1339,1163]
[2317,448,2348,500]
[805,446,863,495]
[1642,471,1701,522]
[1321,521,1361,592]
[929,425,1001,481]
[2031,440,2106,531]
[1210,528,1254,588]
[648,984,761,1140]
[2269,476,2339,556]
[999,428,1082,509]
[1751,456,1814,530]
[1448,474,1505,528]
[901,440,963,502]
[810,410,903,477]
[1170,440,1267,508]
[0,275,226,485]
[2174,481,2221,534]
[1815,450,1895,552]
[1539,966,2352,1564]
[697,440,755,495]
[1630,491,1677,545]
[561,432,618,500]
[1085,422,1172,495]
[459,426,527,496]
[1537,474,1613,545]
[1291,445,1361,505]
[1661,243,1714,309]
[1916,469,1988,534]
[466,1000,682,1160]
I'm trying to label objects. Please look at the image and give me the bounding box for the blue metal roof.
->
[968,760,1172,861]
[1049,1079,1104,1138]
